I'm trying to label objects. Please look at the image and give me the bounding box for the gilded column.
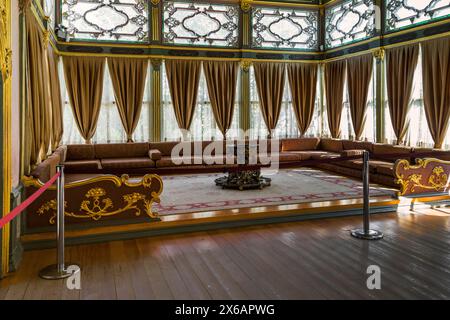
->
[240,60,251,137]
[151,0,161,43]
[151,59,162,142]
[1,0,12,277]
[373,48,385,143]
[240,0,251,48]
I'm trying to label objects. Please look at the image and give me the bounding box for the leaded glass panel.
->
[325,0,375,49]
[385,0,450,31]
[251,7,318,50]
[61,0,149,42]
[163,1,239,47]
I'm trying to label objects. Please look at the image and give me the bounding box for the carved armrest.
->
[394,158,450,196]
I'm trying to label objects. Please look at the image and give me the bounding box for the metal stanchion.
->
[351,151,384,240]
[39,165,80,280]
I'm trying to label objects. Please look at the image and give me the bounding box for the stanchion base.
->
[39,263,80,280]
[351,229,384,240]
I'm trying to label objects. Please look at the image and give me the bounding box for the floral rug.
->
[154,168,397,216]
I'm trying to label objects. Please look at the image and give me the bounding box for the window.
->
[341,59,376,141]
[163,1,239,47]
[43,0,56,28]
[251,7,318,50]
[161,62,240,141]
[384,47,434,147]
[61,0,149,42]
[250,66,321,139]
[385,0,450,32]
[325,0,376,49]
[61,62,150,144]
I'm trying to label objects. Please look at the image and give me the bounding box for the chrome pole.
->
[351,151,384,240]
[39,165,80,280]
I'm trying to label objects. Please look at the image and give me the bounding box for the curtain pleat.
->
[421,37,450,149]
[47,44,63,150]
[25,9,51,166]
[324,60,346,138]
[385,44,419,144]
[165,59,201,137]
[63,56,105,144]
[286,63,318,136]
[203,61,239,139]
[108,57,149,142]
[346,54,373,140]
[253,62,286,136]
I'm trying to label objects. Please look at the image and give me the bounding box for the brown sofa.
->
[29,138,450,190]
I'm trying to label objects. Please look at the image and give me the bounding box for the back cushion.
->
[413,147,450,161]
[66,144,95,161]
[282,138,320,151]
[31,153,61,182]
[342,140,373,152]
[150,141,183,156]
[257,139,280,153]
[53,145,67,163]
[320,138,343,153]
[372,144,412,162]
[94,143,149,159]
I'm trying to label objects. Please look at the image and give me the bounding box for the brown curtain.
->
[253,62,286,136]
[346,54,373,140]
[385,44,419,144]
[25,8,51,166]
[47,44,64,150]
[63,56,105,144]
[165,60,201,137]
[286,63,318,136]
[324,60,346,138]
[203,61,239,139]
[108,57,149,142]
[421,37,450,149]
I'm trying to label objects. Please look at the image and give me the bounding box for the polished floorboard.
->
[1,208,450,300]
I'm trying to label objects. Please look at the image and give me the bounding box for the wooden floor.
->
[1,208,450,299]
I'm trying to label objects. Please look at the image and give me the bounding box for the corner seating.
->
[30,138,450,189]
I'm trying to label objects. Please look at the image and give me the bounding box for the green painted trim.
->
[8,184,24,272]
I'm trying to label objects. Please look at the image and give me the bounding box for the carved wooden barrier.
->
[394,158,450,196]
[22,174,163,230]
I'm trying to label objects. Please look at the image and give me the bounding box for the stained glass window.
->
[163,1,240,47]
[61,0,150,42]
[385,0,450,32]
[251,7,318,50]
[325,0,375,49]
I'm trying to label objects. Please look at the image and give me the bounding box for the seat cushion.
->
[156,156,203,168]
[413,148,450,161]
[101,157,154,169]
[94,143,149,159]
[66,144,95,160]
[308,151,341,160]
[320,138,344,153]
[281,137,320,152]
[372,161,394,176]
[279,152,303,162]
[203,155,236,165]
[64,160,101,172]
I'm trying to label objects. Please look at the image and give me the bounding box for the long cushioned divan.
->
[308,151,340,160]
[316,163,362,179]
[150,141,184,156]
[203,155,236,165]
[64,160,102,172]
[94,142,149,159]
[370,173,398,188]
[101,157,154,169]
[281,137,320,152]
[66,144,95,161]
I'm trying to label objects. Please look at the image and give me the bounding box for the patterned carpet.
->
[154,168,397,216]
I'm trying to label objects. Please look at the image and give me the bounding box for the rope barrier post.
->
[351,151,384,240]
[39,165,80,280]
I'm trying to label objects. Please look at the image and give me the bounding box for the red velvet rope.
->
[0,172,61,229]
